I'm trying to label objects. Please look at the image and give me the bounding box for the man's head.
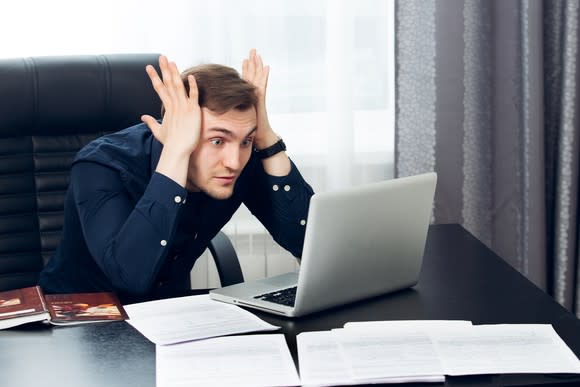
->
[162,64,257,115]
[163,64,258,199]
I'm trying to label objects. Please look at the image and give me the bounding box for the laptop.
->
[210,172,437,317]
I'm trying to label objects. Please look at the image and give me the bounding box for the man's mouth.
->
[215,175,236,185]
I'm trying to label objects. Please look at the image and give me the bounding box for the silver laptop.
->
[210,172,437,317]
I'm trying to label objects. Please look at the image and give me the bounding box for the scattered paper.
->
[124,294,279,345]
[156,334,300,387]
[434,324,580,375]
[297,330,444,386]
[334,327,445,381]
[343,319,473,331]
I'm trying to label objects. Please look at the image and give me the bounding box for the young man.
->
[39,50,314,303]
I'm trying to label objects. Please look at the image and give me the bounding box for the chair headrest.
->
[0,54,161,137]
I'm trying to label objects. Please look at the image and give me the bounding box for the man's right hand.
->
[142,55,201,189]
[141,55,201,157]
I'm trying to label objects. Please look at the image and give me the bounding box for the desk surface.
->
[1,224,579,387]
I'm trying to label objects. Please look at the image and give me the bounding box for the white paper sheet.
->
[297,331,353,386]
[343,319,473,331]
[333,321,580,380]
[124,294,278,345]
[334,327,446,381]
[297,330,444,386]
[433,324,580,375]
[156,334,301,387]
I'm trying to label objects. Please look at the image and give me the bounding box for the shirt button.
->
[272,184,279,191]
[160,240,167,246]
[300,219,306,226]
[284,185,291,192]
[174,196,182,204]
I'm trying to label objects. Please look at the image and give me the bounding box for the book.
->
[0,286,128,329]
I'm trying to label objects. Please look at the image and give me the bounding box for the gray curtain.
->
[395,0,580,316]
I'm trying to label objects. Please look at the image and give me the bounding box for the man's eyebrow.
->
[207,127,257,138]
[245,127,258,137]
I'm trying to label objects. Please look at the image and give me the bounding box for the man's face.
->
[187,107,257,199]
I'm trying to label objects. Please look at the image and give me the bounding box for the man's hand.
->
[141,55,201,157]
[242,49,278,150]
[143,55,201,188]
[242,49,290,176]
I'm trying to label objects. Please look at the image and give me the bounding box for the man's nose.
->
[222,145,241,170]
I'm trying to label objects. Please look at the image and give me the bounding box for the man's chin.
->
[203,187,235,200]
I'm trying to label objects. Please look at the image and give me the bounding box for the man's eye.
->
[241,138,254,148]
[210,138,223,146]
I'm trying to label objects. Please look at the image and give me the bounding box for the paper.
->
[124,294,279,345]
[434,324,580,375]
[297,330,444,386]
[297,331,353,386]
[343,319,473,331]
[327,321,580,381]
[156,334,300,387]
[334,327,446,381]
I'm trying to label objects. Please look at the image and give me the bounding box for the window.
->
[2,0,395,286]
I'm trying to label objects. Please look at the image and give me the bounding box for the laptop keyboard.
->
[254,286,297,307]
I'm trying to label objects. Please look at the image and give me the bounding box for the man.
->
[39,50,314,303]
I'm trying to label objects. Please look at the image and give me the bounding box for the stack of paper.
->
[297,320,580,385]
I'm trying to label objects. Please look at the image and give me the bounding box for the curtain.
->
[395,0,580,316]
[0,0,395,287]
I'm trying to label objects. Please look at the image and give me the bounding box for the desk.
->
[1,224,579,387]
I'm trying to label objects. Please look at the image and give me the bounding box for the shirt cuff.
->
[261,159,309,200]
[144,172,189,208]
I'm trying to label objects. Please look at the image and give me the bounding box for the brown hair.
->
[161,64,257,116]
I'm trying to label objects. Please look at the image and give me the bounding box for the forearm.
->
[155,144,191,188]
[254,130,291,176]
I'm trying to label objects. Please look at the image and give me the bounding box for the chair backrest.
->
[0,54,161,291]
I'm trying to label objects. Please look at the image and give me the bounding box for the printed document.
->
[325,321,580,382]
[124,294,278,345]
[297,330,445,386]
[334,327,446,381]
[434,324,580,375]
[156,334,300,387]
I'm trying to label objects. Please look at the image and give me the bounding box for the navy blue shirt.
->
[39,123,314,303]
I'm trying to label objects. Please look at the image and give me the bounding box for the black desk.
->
[1,224,579,387]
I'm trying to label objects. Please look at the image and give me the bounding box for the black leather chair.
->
[0,54,243,292]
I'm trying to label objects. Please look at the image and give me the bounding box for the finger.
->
[154,56,177,104]
[162,60,182,102]
[145,64,171,106]
[187,74,199,102]
[158,55,172,86]
[141,115,163,139]
[242,59,249,80]
[168,61,187,103]
[262,65,270,89]
[169,61,184,90]
[247,51,256,80]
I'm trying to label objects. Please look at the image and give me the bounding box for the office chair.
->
[0,54,243,292]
